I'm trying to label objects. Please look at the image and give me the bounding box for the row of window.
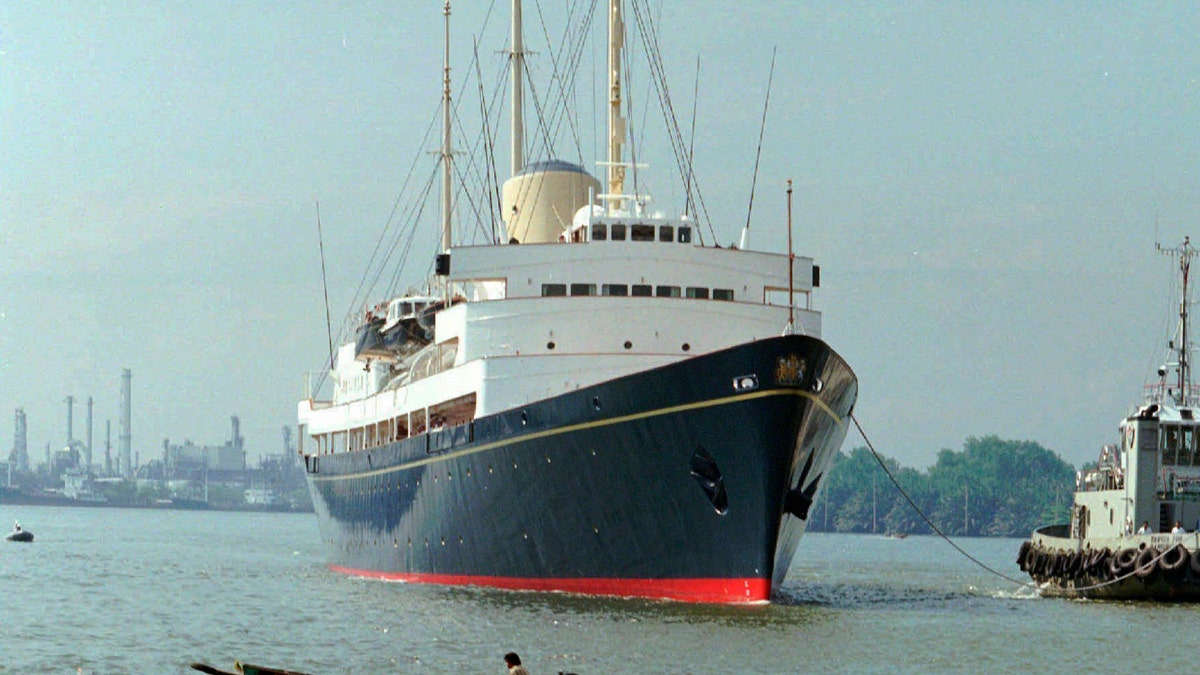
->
[541,283,734,300]
[590,223,693,243]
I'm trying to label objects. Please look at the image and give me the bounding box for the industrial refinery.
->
[2,368,310,511]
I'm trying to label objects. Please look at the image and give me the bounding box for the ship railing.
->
[1143,382,1200,407]
[302,371,334,406]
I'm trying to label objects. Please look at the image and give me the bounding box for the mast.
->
[1158,236,1198,406]
[606,0,626,214]
[440,0,453,252]
[510,0,525,176]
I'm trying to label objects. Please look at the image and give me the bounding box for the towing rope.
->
[851,414,1034,588]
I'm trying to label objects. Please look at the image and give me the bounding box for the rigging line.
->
[383,166,441,295]
[315,200,335,371]
[534,0,595,166]
[850,413,1032,588]
[473,37,501,243]
[744,45,776,235]
[343,100,442,327]
[557,0,599,165]
[684,55,698,225]
[629,0,713,240]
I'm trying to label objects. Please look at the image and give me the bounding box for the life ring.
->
[1159,543,1189,579]
[1135,546,1160,580]
[1111,548,1137,577]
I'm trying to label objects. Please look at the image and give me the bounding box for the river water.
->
[2,504,1196,673]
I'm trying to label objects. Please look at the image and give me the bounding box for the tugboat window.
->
[631,224,655,241]
[1163,425,1180,465]
[591,223,607,241]
[541,283,567,297]
[611,224,627,240]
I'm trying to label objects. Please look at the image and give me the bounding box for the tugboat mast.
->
[1158,236,1198,407]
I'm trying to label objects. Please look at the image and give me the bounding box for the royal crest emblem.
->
[775,354,806,386]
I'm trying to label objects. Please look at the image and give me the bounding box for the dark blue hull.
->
[303,334,856,603]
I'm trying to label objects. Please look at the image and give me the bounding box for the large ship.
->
[296,0,858,604]
[1019,238,1200,600]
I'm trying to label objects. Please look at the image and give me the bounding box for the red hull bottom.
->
[329,565,770,604]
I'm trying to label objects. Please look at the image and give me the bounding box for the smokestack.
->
[105,419,112,476]
[12,408,28,473]
[66,395,74,448]
[119,368,132,479]
[231,416,242,450]
[86,396,94,473]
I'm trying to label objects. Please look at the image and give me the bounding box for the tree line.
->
[807,435,1075,538]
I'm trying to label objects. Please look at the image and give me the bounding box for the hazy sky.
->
[2,1,1198,470]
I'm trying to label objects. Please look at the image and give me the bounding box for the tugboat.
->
[1019,238,1200,600]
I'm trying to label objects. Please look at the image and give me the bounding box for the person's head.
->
[504,652,522,667]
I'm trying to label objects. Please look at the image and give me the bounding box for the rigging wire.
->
[314,201,335,371]
[744,45,776,235]
[628,0,716,243]
[683,55,699,224]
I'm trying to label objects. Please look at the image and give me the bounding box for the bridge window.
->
[656,285,681,298]
[659,225,674,242]
[678,226,692,243]
[686,287,709,299]
[591,224,607,241]
[1163,425,1181,466]
[570,283,596,296]
[631,224,655,241]
[541,283,567,297]
[611,224,627,240]
[632,284,652,297]
[602,283,628,296]
[713,289,735,301]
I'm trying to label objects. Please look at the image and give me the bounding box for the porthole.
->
[520,411,528,425]
[682,343,691,352]
[624,340,633,350]
[592,396,601,411]
[547,341,556,350]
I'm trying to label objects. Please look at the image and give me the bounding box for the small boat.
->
[190,661,314,675]
[1019,238,1200,600]
[5,522,33,543]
